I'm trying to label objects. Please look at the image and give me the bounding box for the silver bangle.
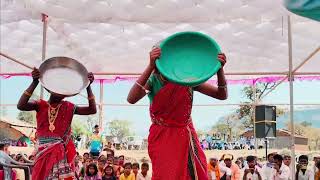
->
[218,84,227,89]
[135,82,150,94]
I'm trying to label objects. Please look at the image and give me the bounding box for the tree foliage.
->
[108,119,133,140]
[17,93,39,125]
[72,119,90,136]
[236,83,286,128]
[211,114,243,141]
[17,111,36,125]
[286,121,320,150]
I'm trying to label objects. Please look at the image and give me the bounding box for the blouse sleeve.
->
[147,73,155,88]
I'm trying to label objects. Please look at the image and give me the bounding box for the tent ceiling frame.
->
[260,46,320,99]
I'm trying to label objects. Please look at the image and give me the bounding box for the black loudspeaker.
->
[255,105,277,138]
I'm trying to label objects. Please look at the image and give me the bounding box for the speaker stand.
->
[265,138,268,160]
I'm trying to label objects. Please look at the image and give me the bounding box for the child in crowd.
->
[132,163,140,178]
[107,156,114,166]
[136,163,151,180]
[84,163,102,180]
[75,156,82,180]
[102,165,117,180]
[119,155,125,167]
[120,163,135,180]
[83,152,90,163]
[80,157,94,178]
[98,158,107,176]
[28,155,35,161]
[113,156,124,179]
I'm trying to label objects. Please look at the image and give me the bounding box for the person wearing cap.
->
[272,154,291,180]
[220,154,240,180]
[243,156,262,180]
[296,155,314,180]
[279,149,292,175]
[284,156,291,168]
[208,156,232,180]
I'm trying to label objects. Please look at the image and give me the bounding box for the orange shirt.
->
[230,164,240,180]
[208,163,221,180]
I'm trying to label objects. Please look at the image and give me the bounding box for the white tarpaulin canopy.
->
[1,0,319,79]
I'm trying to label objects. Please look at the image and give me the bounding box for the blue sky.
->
[1,76,320,137]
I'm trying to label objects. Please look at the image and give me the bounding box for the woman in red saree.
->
[17,68,97,180]
[127,47,228,180]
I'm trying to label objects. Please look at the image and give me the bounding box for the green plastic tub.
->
[156,31,221,87]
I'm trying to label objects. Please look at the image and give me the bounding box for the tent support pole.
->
[99,80,104,131]
[40,14,48,99]
[288,15,295,180]
[253,81,258,156]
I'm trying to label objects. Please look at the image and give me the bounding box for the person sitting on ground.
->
[272,154,291,180]
[136,163,151,180]
[102,165,117,180]
[85,163,102,180]
[242,156,262,180]
[208,156,231,180]
[120,163,135,180]
[132,162,140,178]
[296,155,313,180]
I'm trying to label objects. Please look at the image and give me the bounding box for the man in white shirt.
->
[296,155,314,180]
[273,154,291,180]
[136,162,151,180]
[243,156,263,180]
[262,153,276,180]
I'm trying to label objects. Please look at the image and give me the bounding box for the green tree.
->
[17,111,36,125]
[109,119,133,140]
[286,120,320,150]
[16,93,39,125]
[300,121,312,127]
[236,83,286,128]
[86,115,99,132]
[72,119,90,136]
[211,114,242,142]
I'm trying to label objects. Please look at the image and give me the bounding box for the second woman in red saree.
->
[127,47,228,180]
